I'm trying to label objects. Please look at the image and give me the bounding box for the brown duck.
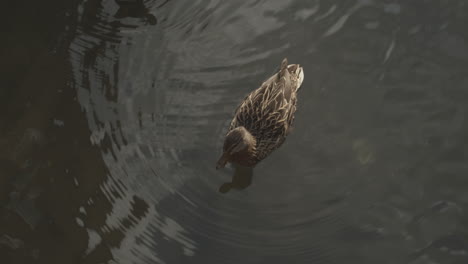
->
[216,58,304,169]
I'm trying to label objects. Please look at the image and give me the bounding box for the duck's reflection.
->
[219,165,253,193]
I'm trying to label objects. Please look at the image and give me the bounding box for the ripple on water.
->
[68,0,352,260]
[66,0,468,263]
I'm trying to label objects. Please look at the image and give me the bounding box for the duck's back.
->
[228,69,298,164]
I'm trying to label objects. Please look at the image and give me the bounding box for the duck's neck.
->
[232,126,256,158]
[241,129,257,159]
[234,142,257,168]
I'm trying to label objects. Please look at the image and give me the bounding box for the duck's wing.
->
[230,64,297,136]
[226,58,300,164]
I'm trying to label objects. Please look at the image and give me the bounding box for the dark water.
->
[2,0,468,263]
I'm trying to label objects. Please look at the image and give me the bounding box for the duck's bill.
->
[216,152,229,169]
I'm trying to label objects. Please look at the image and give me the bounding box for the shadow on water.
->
[114,0,158,25]
[218,165,253,194]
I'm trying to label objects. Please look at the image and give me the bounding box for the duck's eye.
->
[230,141,245,153]
[224,139,236,152]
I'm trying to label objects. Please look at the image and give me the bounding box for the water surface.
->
[2,0,468,263]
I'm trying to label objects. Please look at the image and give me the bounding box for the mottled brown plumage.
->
[216,58,304,169]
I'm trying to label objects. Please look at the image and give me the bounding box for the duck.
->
[216,58,304,169]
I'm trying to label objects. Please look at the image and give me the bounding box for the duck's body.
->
[216,58,304,169]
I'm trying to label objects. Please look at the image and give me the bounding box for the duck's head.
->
[216,126,256,169]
